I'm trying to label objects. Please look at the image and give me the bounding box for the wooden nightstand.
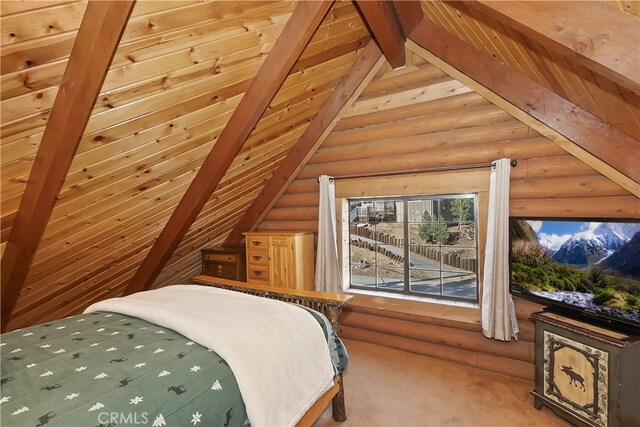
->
[200,245,246,282]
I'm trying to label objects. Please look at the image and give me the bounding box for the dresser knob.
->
[251,241,262,246]
[253,256,262,261]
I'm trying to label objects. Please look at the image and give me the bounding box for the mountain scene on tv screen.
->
[510,219,640,323]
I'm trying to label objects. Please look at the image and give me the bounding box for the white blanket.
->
[84,285,335,426]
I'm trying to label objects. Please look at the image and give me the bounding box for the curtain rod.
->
[318,160,517,182]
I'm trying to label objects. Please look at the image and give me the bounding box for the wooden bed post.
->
[332,376,347,422]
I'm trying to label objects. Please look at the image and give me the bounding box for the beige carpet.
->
[316,340,569,427]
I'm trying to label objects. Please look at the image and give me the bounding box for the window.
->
[348,194,479,302]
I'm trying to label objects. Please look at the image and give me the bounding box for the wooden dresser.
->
[243,231,315,291]
[200,245,246,282]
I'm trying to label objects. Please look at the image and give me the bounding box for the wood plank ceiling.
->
[1,0,638,330]
[421,1,640,141]
[1,0,135,330]
[1,0,370,329]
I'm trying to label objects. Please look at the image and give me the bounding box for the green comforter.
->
[1,309,347,427]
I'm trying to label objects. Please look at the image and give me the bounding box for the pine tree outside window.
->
[348,194,479,302]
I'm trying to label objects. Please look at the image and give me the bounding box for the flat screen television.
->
[509,217,640,336]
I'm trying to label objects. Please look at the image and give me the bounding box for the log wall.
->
[258,49,639,231]
[256,46,639,378]
[342,295,542,380]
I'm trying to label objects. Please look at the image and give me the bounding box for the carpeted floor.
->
[316,339,569,426]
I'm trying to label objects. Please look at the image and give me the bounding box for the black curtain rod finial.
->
[316,176,334,183]
[492,159,518,169]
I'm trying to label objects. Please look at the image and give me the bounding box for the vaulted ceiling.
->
[1,0,638,330]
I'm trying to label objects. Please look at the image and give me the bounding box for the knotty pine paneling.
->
[610,0,640,16]
[1,1,289,210]
[421,1,640,141]
[3,0,369,329]
[157,2,370,289]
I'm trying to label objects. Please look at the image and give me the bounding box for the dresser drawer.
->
[247,236,268,249]
[270,236,289,246]
[203,253,236,263]
[200,245,246,282]
[247,250,268,266]
[203,262,237,280]
[247,266,269,283]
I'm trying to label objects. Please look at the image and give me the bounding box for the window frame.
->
[347,193,480,303]
[334,169,490,307]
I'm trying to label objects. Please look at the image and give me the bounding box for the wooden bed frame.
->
[191,275,353,425]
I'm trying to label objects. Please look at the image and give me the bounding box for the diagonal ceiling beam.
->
[355,0,406,68]
[463,0,640,94]
[393,0,424,37]
[124,0,334,295]
[0,0,136,332]
[409,19,640,196]
[225,40,385,245]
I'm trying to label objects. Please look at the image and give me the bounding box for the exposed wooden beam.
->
[393,0,424,36]
[464,1,640,94]
[123,0,333,295]
[355,0,406,68]
[225,40,385,244]
[0,0,135,332]
[408,19,640,197]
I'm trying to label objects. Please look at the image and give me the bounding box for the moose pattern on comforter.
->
[0,312,248,427]
[1,307,348,426]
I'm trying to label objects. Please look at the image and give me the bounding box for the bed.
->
[0,277,353,426]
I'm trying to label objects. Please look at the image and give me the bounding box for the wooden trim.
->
[408,20,640,197]
[0,0,135,332]
[224,40,384,244]
[466,1,640,94]
[355,0,406,68]
[123,1,333,295]
[334,168,490,309]
[347,292,480,327]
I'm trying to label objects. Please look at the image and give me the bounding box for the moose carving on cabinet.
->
[560,365,586,391]
[532,311,640,427]
[543,331,608,426]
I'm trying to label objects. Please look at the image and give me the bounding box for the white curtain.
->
[315,175,343,293]
[482,158,519,341]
